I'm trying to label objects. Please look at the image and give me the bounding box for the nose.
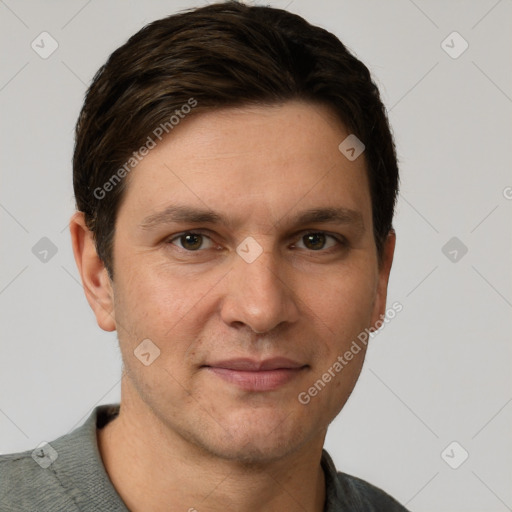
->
[220,244,301,334]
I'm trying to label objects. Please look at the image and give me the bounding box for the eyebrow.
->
[139,206,224,230]
[139,205,365,233]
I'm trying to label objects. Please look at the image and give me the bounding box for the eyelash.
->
[166,230,347,254]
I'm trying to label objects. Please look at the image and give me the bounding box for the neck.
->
[97,387,327,512]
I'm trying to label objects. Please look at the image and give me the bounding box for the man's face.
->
[105,101,394,463]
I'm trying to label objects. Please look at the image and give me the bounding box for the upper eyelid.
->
[168,230,215,249]
[168,230,345,248]
[168,229,216,244]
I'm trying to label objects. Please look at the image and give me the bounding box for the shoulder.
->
[334,470,410,511]
[321,450,409,511]
[0,404,120,512]
[0,447,79,512]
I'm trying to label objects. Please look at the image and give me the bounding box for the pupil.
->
[305,233,325,250]
[182,233,202,250]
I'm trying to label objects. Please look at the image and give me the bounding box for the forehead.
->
[117,101,371,229]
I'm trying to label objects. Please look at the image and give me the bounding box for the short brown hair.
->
[73,1,399,278]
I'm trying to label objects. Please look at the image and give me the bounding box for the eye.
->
[169,232,214,251]
[294,232,342,251]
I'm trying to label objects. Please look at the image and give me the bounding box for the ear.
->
[369,229,396,331]
[69,211,116,332]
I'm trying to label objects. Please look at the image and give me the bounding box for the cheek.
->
[115,261,197,329]
[112,261,218,369]
[303,260,378,343]
[112,269,203,400]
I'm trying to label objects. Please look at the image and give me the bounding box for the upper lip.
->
[204,357,306,371]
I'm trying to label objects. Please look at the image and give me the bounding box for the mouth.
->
[202,357,308,392]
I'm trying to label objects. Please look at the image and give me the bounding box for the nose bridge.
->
[239,246,281,296]
[221,243,299,333]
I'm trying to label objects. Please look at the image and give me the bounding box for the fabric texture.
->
[0,404,409,511]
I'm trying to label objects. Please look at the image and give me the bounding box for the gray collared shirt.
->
[0,404,409,511]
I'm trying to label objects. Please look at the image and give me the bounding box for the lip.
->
[206,357,305,371]
[203,358,307,392]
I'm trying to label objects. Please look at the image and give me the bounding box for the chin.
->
[205,436,298,466]
[194,411,317,466]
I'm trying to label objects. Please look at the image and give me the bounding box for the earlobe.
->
[69,211,116,332]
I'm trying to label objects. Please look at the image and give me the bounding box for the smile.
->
[203,358,308,392]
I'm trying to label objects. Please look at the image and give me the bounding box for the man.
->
[0,2,407,510]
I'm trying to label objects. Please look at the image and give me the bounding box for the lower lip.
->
[206,367,305,391]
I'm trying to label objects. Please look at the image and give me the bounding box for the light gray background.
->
[1,1,511,510]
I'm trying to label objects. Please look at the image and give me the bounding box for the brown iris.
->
[180,233,203,250]
[302,233,326,250]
